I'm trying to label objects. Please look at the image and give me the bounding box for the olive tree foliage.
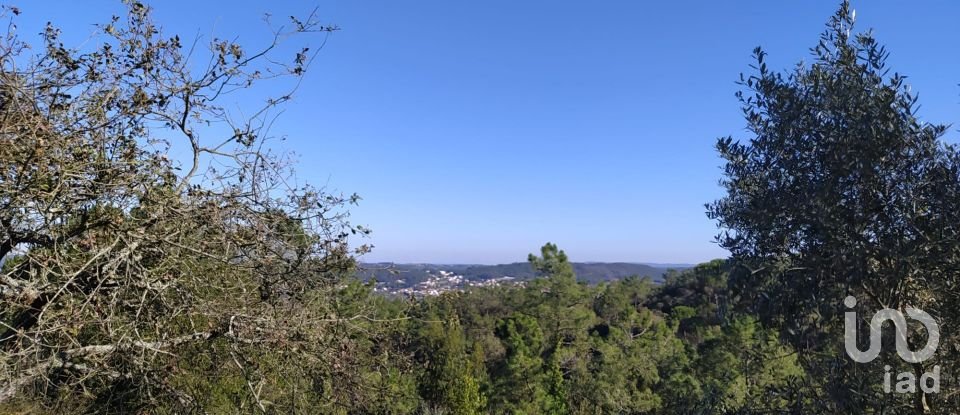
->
[0,2,372,410]
[708,2,960,413]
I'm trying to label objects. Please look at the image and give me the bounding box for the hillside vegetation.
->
[2,1,960,414]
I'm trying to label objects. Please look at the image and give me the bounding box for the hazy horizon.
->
[359,259,699,266]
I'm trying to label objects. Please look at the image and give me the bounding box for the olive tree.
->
[708,2,960,413]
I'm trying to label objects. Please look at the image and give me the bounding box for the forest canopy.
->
[1,1,959,414]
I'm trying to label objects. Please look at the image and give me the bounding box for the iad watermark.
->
[843,296,941,394]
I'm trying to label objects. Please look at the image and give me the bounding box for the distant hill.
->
[357,261,684,290]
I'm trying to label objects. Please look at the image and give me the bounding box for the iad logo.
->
[843,296,941,394]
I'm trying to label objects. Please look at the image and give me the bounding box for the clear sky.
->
[13,1,960,264]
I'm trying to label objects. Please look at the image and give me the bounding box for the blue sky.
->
[14,1,960,264]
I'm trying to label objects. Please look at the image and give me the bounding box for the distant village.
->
[374,270,520,296]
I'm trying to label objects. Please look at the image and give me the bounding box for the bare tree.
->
[0,2,372,411]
